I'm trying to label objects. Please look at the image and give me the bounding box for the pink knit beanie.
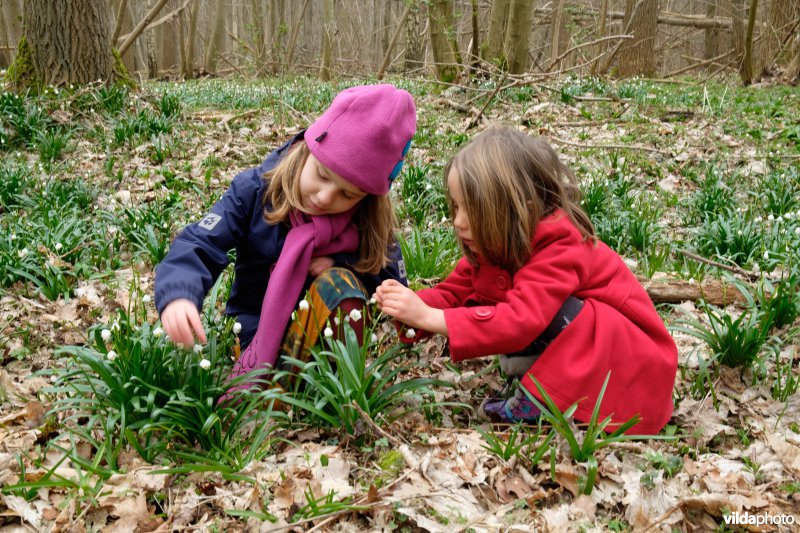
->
[305,84,416,196]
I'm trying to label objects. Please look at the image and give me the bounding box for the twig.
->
[677,249,759,281]
[466,72,507,131]
[546,34,633,72]
[666,49,735,78]
[549,135,672,156]
[350,402,403,447]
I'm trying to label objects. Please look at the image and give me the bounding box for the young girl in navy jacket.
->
[375,127,677,435]
[155,84,416,381]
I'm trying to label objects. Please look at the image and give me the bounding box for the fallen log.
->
[637,276,746,306]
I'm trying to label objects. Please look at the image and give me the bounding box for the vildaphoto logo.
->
[723,511,795,527]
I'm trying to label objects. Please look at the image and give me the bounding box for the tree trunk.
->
[250,0,267,75]
[269,0,286,73]
[617,0,659,77]
[787,33,800,82]
[740,0,759,84]
[2,0,22,65]
[704,0,719,59]
[381,0,392,63]
[204,0,227,74]
[504,0,535,74]
[428,0,459,82]
[484,0,510,65]
[21,0,117,87]
[550,0,566,66]
[183,0,200,78]
[468,0,479,71]
[159,1,180,76]
[729,0,747,75]
[320,0,334,81]
[591,0,610,74]
[404,0,422,71]
[111,0,129,47]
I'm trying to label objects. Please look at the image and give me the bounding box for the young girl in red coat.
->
[375,127,677,435]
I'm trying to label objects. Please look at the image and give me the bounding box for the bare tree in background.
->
[320,0,335,80]
[404,0,422,71]
[483,0,510,65]
[740,0,759,84]
[704,0,719,60]
[504,0,535,74]
[205,0,227,74]
[617,0,659,77]
[12,0,120,88]
[1,0,22,67]
[428,0,461,82]
[183,0,200,78]
[270,0,287,73]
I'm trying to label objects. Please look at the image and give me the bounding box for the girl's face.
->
[447,170,476,251]
[299,153,367,215]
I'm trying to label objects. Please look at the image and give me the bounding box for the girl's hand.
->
[374,280,447,335]
[309,256,335,277]
[161,299,207,347]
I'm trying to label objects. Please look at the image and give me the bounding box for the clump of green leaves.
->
[278,316,448,435]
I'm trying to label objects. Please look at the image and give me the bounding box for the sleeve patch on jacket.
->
[198,213,221,231]
[398,259,407,279]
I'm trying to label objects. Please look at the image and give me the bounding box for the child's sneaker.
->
[483,380,541,423]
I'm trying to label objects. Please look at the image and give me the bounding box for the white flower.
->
[199,358,211,370]
[142,294,151,303]
[777,216,783,223]
[754,216,762,223]
[425,183,432,190]
[193,344,203,353]
[18,248,28,258]
[441,216,448,224]
[768,214,774,221]
[50,375,58,383]
[9,234,15,240]
[349,309,362,322]
[795,227,800,235]
[370,333,378,343]
[763,251,769,260]
[323,327,333,338]
[101,329,112,342]
[369,296,377,305]
[54,242,62,251]
[233,322,242,334]
[106,350,117,361]
[298,300,309,311]
[334,316,341,325]
[406,328,416,339]
[152,327,164,337]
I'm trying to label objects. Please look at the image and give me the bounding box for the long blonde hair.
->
[263,141,397,274]
[445,127,594,273]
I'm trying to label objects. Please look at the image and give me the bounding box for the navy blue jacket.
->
[154,134,408,346]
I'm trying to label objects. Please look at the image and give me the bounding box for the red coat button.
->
[473,308,494,320]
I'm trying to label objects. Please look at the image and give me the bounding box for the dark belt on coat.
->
[507,295,584,358]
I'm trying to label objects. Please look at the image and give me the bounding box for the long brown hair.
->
[263,141,397,274]
[445,127,594,273]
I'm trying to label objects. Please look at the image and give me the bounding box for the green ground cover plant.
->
[0,76,798,531]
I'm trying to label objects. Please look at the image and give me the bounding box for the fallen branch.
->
[118,0,170,57]
[549,135,672,156]
[638,276,746,306]
[351,402,403,447]
[677,249,760,281]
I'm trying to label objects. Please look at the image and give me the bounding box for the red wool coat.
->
[411,211,678,435]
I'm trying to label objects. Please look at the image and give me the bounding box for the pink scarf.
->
[229,208,359,382]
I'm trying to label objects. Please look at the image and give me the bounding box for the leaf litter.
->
[0,78,799,531]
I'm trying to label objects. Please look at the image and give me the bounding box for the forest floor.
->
[0,74,799,532]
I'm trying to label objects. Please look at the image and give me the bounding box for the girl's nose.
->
[317,186,334,206]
